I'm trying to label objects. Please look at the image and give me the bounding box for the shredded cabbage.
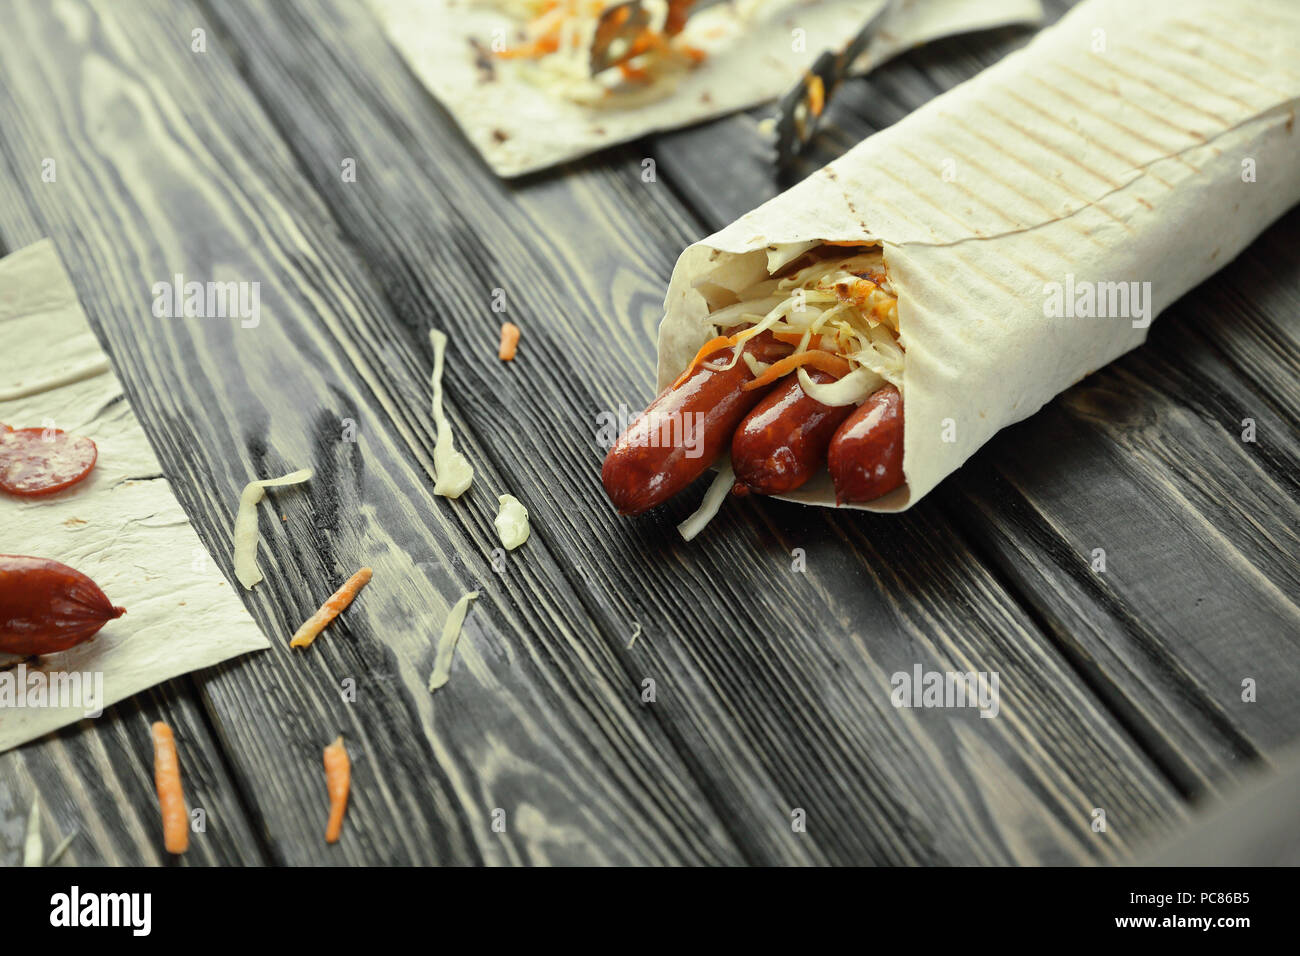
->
[677,461,734,541]
[706,246,905,394]
[233,467,313,590]
[796,366,884,407]
[429,329,475,498]
[429,590,481,692]
[741,352,771,377]
[22,798,41,867]
[494,494,531,550]
[480,0,702,106]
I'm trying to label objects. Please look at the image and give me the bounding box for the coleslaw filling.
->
[702,245,903,406]
[483,0,707,105]
[675,245,903,539]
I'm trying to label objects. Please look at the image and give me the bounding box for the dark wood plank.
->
[198,0,1190,863]
[1,683,268,866]
[0,0,744,865]
[650,0,1300,794]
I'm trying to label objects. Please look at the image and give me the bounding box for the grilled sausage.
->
[601,332,791,515]
[827,384,904,504]
[731,370,855,495]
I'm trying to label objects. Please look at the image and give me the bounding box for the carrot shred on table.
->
[742,351,851,391]
[290,567,373,649]
[498,322,521,361]
[323,736,350,844]
[151,722,189,855]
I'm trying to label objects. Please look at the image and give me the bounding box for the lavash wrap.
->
[658,0,1300,511]
[369,0,1044,177]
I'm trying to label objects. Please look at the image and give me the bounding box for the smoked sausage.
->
[0,425,98,497]
[731,370,855,495]
[827,385,904,504]
[601,332,791,514]
[0,555,126,656]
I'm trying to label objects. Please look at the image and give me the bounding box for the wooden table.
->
[1,0,1297,866]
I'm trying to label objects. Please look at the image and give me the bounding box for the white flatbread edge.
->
[0,239,270,753]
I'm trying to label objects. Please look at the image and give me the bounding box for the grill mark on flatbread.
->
[1172,18,1300,85]
[1085,51,1230,129]
[912,135,1120,248]
[1159,40,1296,100]
[1009,83,1197,186]
[944,111,1139,233]
[1020,75,1177,189]
[901,237,1022,301]
[1038,65,1205,173]
[873,173,1029,299]
[843,187,947,246]
[979,97,1126,193]
[893,143,1082,269]
[884,256,968,322]
[1000,84,1177,181]
[870,162,990,243]
[1124,48,1265,114]
[1227,2,1300,43]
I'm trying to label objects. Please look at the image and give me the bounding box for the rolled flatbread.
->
[369,0,1044,176]
[656,0,1300,512]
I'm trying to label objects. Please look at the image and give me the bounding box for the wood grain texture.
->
[650,0,1300,795]
[0,685,267,866]
[193,0,1189,863]
[3,0,1291,866]
[0,0,743,865]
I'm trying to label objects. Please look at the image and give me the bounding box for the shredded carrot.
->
[323,736,350,844]
[681,45,708,64]
[620,62,651,83]
[742,351,851,391]
[670,334,736,389]
[823,240,873,248]
[496,34,561,59]
[151,722,189,855]
[498,322,521,361]
[290,567,373,648]
[807,74,826,117]
[605,5,631,29]
[625,29,660,59]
